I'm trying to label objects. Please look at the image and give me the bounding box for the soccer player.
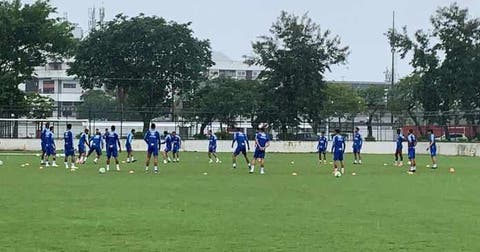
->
[144,123,161,173]
[317,131,328,164]
[171,131,181,162]
[232,128,250,169]
[395,128,405,166]
[407,129,417,173]
[352,127,363,164]
[40,122,50,164]
[86,129,103,164]
[162,131,173,164]
[426,129,438,169]
[44,125,58,167]
[105,125,121,171]
[64,124,77,169]
[207,130,220,163]
[126,129,136,163]
[103,128,109,141]
[250,124,270,175]
[77,128,89,164]
[331,129,346,175]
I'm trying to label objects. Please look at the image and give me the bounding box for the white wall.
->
[0,139,478,157]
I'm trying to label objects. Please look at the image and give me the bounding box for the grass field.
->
[0,151,479,251]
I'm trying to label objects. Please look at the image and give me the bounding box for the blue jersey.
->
[164,134,172,148]
[353,133,363,147]
[64,130,74,149]
[144,130,161,148]
[106,131,120,149]
[172,135,181,149]
[46,131,55,147]
[331,134,345,153]
[255,132,269,151]
[90,134,103,148]
[209,134,217,148]
[233,132,249,148]
[429,134,436,147]
[79,132,88,147]
[126,132,134,145]
[407,134,417,148]
[396,133,405,149]
[41,127,48,142]
[317,136,328,150]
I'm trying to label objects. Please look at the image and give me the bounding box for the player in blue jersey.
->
[171,131,181,162]
[317,131,328,164]
[352,127,363,164]
[162,131,173,164]
[86,129,103,164]
[250,124,270,175]
[105,125,122,171]
[44,125,58,167]
[426,129,438,169]
[40,122,50,165]
[64,124,77,169]
[232,128,251,169]
[103,128,109,141]
[394,128,405,166]
[331,129,346,175]
[126,129,136,163]
[207,130,220,163]
[144,123,161,173]
[77,128,89,164]
[407,129,417,173]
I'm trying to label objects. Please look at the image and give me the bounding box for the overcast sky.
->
[25,0,480,82]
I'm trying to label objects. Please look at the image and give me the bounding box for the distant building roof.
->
[211,51,263,71]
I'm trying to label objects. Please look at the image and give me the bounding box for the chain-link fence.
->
[1,106,479,142]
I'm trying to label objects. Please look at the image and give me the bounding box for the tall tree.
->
[0,0,75,118]
[359,85,386,139]
[248,11,349,134]
[388,3,480,137]
[323,84,363,130]
[69,14,213,131]
[185,78,258,134]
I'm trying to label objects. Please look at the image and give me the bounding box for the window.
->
[48,62,62,70]
[63,83,76,89]
[42,80,55,94]
[237,71,246,76]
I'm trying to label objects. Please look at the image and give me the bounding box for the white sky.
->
[25,0,480,82]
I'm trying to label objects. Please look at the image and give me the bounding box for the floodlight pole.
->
[390,11,395,136]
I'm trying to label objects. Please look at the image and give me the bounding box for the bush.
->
[216,131,231,140]
[134,131,144,139]
[193,134,207,140]
[364,136,376,142]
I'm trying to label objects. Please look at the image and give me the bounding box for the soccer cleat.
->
[249,166,254,174]
[45,163,50,167]
[71,165,78,170]
[209,159,213,164]
[93,159,98,164]
[163,160,168,164]
[154,168,159,174]
[359,160,362,164]
[432,164,438,169]
[341,168,345,174]
[215,159,220,163]
[260,168,265,175]
[106,167,110,171]
[52,163,58,167]
[116,167,121,171]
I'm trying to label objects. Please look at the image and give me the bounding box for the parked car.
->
[435,133,468,142]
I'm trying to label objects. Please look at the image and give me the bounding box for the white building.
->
[25,59,83,118]
[209,51,263,80]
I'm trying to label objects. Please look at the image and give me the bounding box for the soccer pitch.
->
[0,152,479,251]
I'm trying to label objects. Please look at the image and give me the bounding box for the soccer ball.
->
[334,171,342,178]
[98,167,106,174]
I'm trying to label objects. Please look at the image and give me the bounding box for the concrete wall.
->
[0,139,478,157]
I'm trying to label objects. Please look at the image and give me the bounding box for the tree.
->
[25,93,54,119]
[0,0,75,118]
[323,84,363,130]
[248,11,349,134]
[69,14,213,132]
[388,74,424,134]
[185,78,258,135]
[359,85,386,139]
[388,4,480,137]
[76,90,119,120]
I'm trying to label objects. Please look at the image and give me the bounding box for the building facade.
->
[208,52,263,80]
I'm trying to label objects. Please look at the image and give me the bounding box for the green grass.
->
[0,151,479,251]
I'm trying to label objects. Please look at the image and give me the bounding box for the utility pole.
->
[390,11,396,137]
